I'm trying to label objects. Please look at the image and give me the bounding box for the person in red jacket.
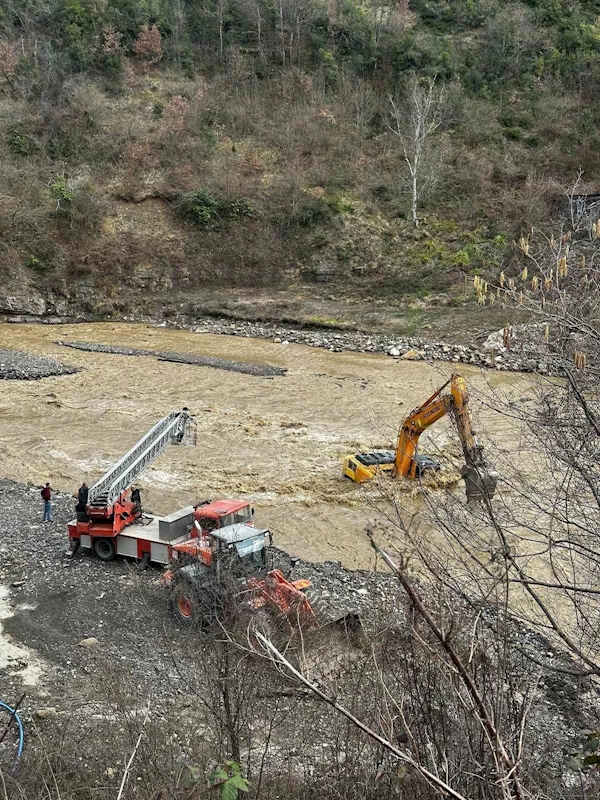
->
[41,482,53,523]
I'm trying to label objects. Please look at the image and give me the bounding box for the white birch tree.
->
[388,75,445,227]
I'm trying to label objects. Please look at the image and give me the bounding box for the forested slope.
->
[1,0,599,325]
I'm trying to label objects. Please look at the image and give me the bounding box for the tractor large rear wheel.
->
[171,582,206,628]
[302,587,330,627]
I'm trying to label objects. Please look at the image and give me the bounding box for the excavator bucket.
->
[461,464,499,504]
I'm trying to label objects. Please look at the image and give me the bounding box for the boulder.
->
[36,708,57,719]
[78,637,99,648]
[0,293,46,316]
[483,329,507,352]
[401,349,424,361]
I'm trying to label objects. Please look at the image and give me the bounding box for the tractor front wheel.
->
[236,607,276,649]
[93,537,116,562]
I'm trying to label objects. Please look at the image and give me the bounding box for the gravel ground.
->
[0,349,78,380]
[0,477,590,769]
[0,480,399,711]
[55,341,287,377]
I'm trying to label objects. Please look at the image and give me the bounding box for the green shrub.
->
[503,127,523,141]
[499,110,533,129]
[288,196,333,227]
[198,127,218,148]
[178,190,253,227]
[324,194,354,213]
[25,255,53,273]
[51,175,76,205]
[7,128,37,156]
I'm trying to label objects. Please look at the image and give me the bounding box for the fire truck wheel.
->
[94,537,116,562]
[171,582,202,627]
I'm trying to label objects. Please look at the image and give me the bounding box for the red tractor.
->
[165,522,332,635]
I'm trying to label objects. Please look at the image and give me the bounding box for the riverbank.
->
[4,311,549,375]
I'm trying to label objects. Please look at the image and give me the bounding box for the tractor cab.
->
[170,523,271,578]
[211,524,271,578]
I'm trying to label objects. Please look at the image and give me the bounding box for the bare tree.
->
[388,75,445,227]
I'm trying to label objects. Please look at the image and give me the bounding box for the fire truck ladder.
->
[88,410,196,508]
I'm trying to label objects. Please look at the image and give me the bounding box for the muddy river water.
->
[0,323,527,567]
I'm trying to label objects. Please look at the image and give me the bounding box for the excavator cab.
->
[343,451,395,483]
[411,454,441,478]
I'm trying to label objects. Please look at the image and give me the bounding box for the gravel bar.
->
[161,317,556,374]
[55,341,287,377]
[0,348,78,380]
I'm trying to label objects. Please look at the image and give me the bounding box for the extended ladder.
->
[88,410,196,508]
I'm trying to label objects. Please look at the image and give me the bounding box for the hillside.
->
[1,0,599,333]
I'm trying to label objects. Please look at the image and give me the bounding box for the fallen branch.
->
[254,631,470,800]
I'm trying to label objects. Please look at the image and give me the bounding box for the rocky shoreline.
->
[0,348,78,380]
[3,312,552,375]
[178,316,549,373]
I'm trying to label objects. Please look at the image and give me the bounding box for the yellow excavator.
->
[342,374,498,502]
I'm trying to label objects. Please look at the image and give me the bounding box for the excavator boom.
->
[395,395,452,478]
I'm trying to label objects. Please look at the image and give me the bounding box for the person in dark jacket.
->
[131,487,142,516]
[77,482,88,509]
[41,482,53,522]
[75,482,89,519]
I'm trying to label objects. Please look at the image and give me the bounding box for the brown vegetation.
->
[2,0,599,319]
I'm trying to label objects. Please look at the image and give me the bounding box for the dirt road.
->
[0,322,525,567]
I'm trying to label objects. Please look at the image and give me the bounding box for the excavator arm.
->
[395,393,453,478]
[449,376,499,503]
[394,374,498,501]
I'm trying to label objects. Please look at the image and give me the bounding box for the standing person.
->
[77,482,88,510]
[41,482,53,523]
[76,482,89,521]
[131,487,141,516]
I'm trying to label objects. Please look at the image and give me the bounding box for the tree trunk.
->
[412,170,418,226]
[221,643,241,762]
[279,0,286,66]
